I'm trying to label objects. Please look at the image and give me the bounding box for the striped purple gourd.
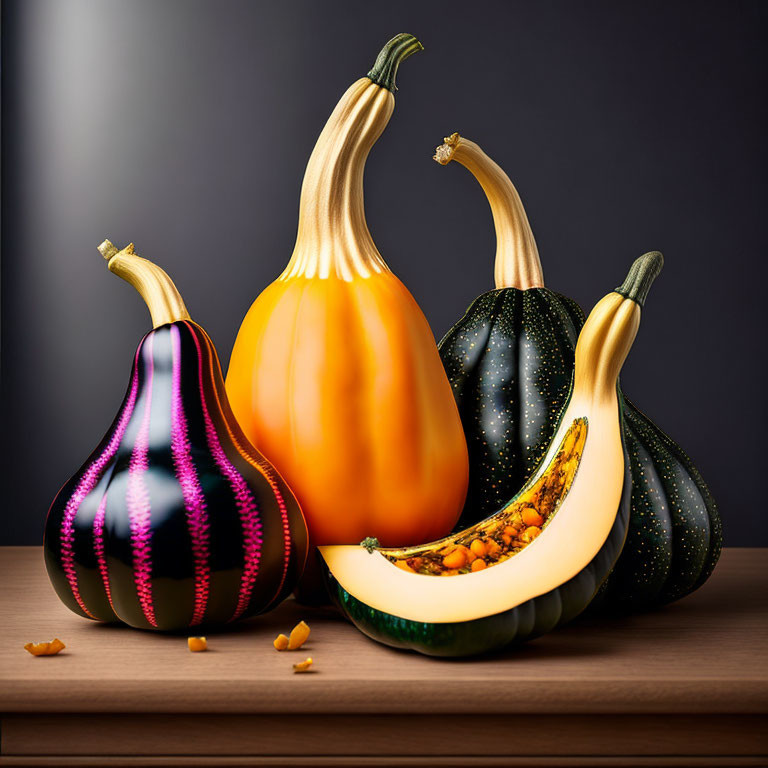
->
[44,240,308,631]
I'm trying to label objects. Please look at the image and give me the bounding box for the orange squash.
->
[226,34,469,548]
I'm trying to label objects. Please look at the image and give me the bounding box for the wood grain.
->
[1,548,766,715]
[2,714,766,756]
[0,547,766,766]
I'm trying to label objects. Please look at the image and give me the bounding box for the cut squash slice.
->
[320,252,663,656]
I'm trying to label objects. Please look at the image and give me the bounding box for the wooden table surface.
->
[0,546,766,767]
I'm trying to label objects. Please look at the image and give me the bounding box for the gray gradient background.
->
[2,0,766,545]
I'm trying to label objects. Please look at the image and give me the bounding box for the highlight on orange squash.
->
[226,34,469,557]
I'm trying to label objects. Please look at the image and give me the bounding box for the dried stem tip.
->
[615,251,665,308]
[98,239,119,260]
[433,133,461,165]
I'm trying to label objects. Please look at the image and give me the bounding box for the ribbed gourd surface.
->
[439,287,583,528]
[439,287,721,612]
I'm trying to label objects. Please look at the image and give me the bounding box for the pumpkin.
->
[225,36,469,554]
[321,253,663,656]
[44,241,307,631]
[435,133,721,610]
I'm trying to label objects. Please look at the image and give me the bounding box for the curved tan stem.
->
[283,34,421,281]
[99,239,191,328]
[573,253,663,403]
[573,293,639,404]
[434,134,544,290]
[286,80,394,280]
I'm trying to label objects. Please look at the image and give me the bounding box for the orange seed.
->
[522,525,542,542]
[273,633,290,651]
[288,621,311,650]
[293,657,313,672]
[522,508,545,527]
[486,539,501,555]
[470,539,487,558]
[188,637,207,652]
[24,638,65,656]
[442,549,467,570]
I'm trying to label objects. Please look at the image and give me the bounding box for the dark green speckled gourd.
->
[434,133,721,612]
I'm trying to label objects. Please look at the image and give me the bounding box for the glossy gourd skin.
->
[325,429,632,657]
[44,242,307,631]
[439,287,584,526]
[226,36,469,551]
[596,402,721,608]
[326,483,628,656]
[435,134,721,611]
[321,254,662,657]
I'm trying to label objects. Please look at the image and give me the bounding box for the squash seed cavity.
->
[382,418,587,576]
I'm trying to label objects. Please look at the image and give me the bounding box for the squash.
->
[435,133,721,611]
[597,404,721,609]
[434,134,583,528]
[225,36,469,553]
[321,254,663,656]
[44,241,307,630]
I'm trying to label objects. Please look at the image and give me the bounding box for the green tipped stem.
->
[366,33,423,92]
[615,251,664,307]
[360,536,381,553]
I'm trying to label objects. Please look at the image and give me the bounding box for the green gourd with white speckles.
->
[435,134,721,611]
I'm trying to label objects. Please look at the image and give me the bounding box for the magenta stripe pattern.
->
[170,325,211,625]
[187,323,263,621]
[266,472,292,604]
[59,349,141,619]
[92,494,113,610]
[126,334,158,627]
[247,459,292,605]
[199,328,292,608]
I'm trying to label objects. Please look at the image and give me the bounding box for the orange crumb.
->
[187,637,207,652]
[24,638,66,656]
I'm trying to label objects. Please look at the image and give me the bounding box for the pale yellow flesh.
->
[380,417,586,571]
[320,397,621,623]
[319,293,638,624]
